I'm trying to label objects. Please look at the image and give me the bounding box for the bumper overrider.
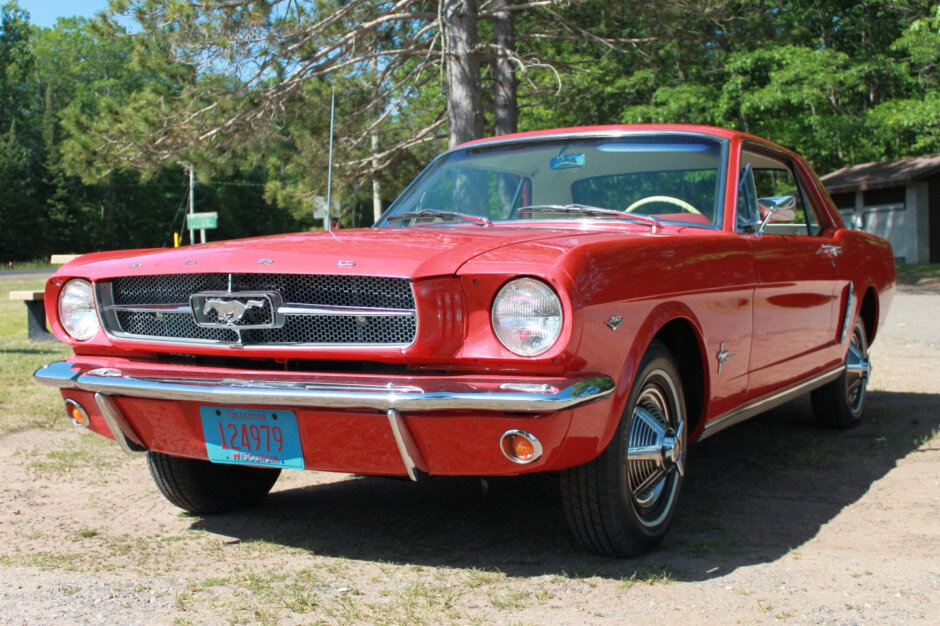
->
[35,361,615,480]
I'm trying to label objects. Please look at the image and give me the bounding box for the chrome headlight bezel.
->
[57,279,100,342]
[491,277,564,357]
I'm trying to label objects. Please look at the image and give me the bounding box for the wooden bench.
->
[8,290,55,342]
[7,254,79,342]
[50,254,80,265]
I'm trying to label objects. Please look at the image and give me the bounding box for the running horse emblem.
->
[202,298,266,326]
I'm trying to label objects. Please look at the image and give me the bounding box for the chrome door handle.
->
[817,244,842,258]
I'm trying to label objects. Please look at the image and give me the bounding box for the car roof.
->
[456,124,794,157]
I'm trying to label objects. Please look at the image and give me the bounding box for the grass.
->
[0,278,71,433]
[21,431,126,481]
[896,262,940,285]
[914,425,940,448]
[0,259,56,272]
[166,569,471,624]
[77,527,99,539]
[487,588,529,610]
[618,566,675,589]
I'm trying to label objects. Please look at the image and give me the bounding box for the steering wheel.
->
[625,195,701,215]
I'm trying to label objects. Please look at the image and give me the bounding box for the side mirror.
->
[756,195,797,233]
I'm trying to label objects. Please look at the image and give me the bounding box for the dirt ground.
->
[0,287,937,624]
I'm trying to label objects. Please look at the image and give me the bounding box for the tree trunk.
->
[443,0,483,147]
[371,129,382,223]
[492,0,517,136]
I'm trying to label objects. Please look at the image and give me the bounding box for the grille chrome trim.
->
[102,303,192,314]
[277,303,416,317]
[95,273,418,348]
[100,303,416,318]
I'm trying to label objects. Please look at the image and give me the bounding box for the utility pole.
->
[325,88,335,232]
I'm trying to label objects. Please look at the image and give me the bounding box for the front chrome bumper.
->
[36,360,615,481]
[35,361,615,413]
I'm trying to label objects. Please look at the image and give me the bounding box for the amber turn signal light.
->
[499,429,543,464]
[512,436,535,460]
[65,399,90,427]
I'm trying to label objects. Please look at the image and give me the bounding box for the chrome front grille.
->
[116,310,238,342]
[98,273,417,347]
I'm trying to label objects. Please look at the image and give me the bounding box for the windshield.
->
[378,134,726,228]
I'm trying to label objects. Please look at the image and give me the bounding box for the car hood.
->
[57,226,594,280]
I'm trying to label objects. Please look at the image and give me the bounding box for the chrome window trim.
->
[735,142,823,237]
[375,130,731,231]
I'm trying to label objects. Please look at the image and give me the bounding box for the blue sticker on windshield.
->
[550,153,585,170]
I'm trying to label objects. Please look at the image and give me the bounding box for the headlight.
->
[491,278,563,356]
[58,279,100,341]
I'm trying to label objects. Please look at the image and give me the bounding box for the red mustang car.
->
[36,125,894,557]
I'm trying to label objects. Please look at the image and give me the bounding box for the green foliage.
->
[0,3,302,261]
[0,0,937,259]
[526,0,938,174]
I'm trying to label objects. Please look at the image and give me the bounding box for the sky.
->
[17,0,111,28]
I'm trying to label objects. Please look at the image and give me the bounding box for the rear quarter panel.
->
[795,152,896,341]
[834,228,896,341]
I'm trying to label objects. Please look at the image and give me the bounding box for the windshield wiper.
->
[386,209,492,227]
[517,204,661,231]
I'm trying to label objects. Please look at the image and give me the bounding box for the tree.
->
[69,1,646,223]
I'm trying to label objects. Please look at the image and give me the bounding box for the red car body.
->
[35,125,894,553]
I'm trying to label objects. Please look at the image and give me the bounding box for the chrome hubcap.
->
[845,327,870,414]
[626,382,685,522]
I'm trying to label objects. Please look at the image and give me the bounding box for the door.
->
[737,147,839,397]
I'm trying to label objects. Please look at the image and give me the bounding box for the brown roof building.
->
[820,154,940,264]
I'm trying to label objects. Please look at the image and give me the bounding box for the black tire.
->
[811,318,870,429]
[147,452,280,514]
[560,340,687,557]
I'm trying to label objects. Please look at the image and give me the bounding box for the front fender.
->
[553,301,709,468]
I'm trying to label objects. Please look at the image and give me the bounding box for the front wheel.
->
[147,452,281,514]
[560,340,687,557]
[811,318,871,429]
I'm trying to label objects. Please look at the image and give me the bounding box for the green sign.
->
[187,212,218,230]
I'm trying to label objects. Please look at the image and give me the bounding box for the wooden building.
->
[821,154,940,265]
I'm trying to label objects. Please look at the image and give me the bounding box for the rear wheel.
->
[147,452,280,514]
[811,318,870,429]
[560,340,687,557]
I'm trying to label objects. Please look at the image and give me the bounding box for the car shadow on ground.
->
[192,389,939,582]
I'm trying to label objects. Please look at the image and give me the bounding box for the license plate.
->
[200,406,304,469]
